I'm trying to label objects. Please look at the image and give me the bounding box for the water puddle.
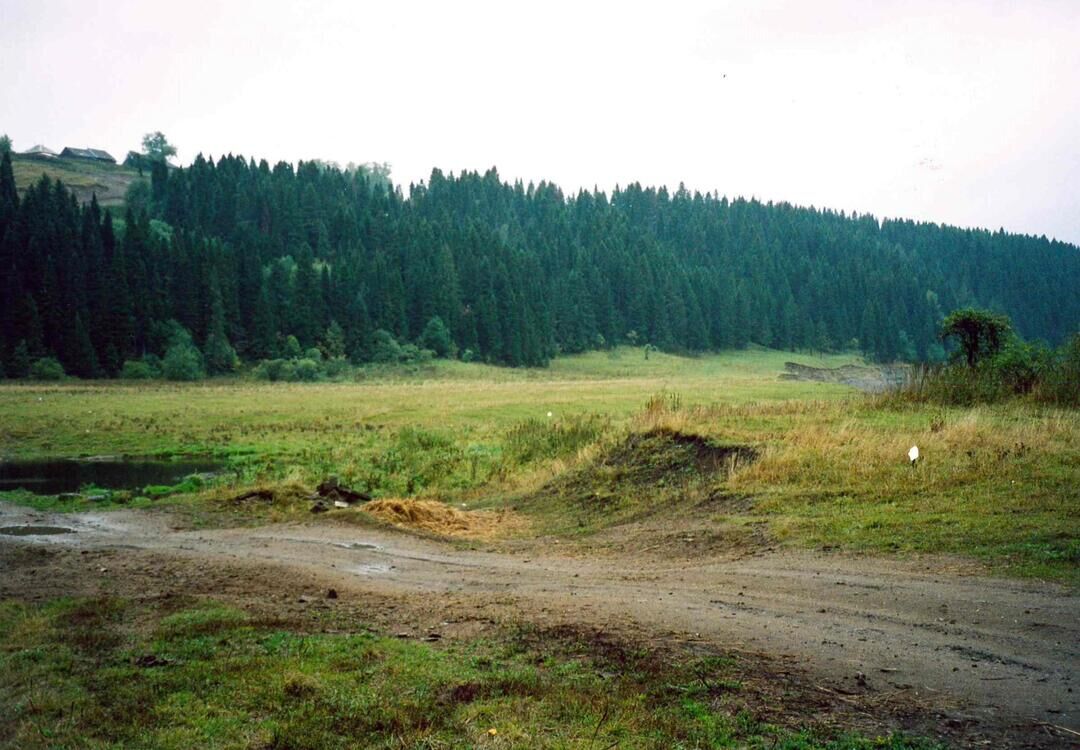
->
[333,541,382,551]
[0,459,225,495]
[349,562,392,576]
[0,525,76,536]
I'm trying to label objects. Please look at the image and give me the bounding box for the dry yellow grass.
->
[363,498,527,539]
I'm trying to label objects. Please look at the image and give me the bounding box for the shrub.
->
[419,316,455,358]
[292,358,321,382]
[8,340,31,378]
[887,330,1080,408]
[204,330,239,375]
[321,320,346,358]
[993,339,1050,395]
[398,344,434,364]
[120,359,156,379]
[255,359,293,382]
[162,341,205,381]
[254,356,340,382]
[1035,333,1080,407]
[282,335,302,359]
[28,357,65,381]
[369,329,402,363]
[322,356,351,378]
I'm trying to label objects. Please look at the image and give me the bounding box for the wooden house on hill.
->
[21,144,58,159]
[60,147,116,163]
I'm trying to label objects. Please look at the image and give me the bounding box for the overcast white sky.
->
[2,0,1078,243]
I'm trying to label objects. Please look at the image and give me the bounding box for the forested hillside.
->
[1,146,1078,377]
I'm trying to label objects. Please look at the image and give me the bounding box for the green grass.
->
[12,155,140,207]
[0,348,853,493]
[1,347,1077,582]
[0,595,941,749]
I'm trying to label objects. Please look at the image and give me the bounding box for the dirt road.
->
[2,501,1077,745]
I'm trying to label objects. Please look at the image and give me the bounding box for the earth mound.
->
[525,428,757,513]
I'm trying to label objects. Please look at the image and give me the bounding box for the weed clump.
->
[502,413,610,466]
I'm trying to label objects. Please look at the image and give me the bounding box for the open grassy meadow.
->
[2,347,1077,748]
[1,347,1076,582]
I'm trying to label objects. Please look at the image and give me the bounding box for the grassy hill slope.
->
[12,155,141,207]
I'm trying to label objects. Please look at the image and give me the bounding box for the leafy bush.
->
[204,330,239,375]
[1035,333,1080,407]
[368,330,434,365]
[369,329,402,363]
[322,356,351,378]
[321,320,346,358]
[28,357,65,381]
[160,328,205,382]
[993,339,1050,395]
[282,335,302,359]
[254,355,350,382]
[420,316,455,358]
[292,358,322,382]
[888,326,1079,408]
[255,359,291,382]
[399,344,434,364]
[8,341,31,378]
[120,359,156,379]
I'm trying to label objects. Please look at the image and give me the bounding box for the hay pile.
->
[363,499,524,539]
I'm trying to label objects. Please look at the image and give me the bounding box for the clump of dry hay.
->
[363,499,525,539]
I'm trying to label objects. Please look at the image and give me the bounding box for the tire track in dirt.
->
[2,502,1077,743]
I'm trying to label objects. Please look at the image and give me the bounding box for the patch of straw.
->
[363,498,527,539]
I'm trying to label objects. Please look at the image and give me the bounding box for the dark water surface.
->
[0,459,224,495]
[0,525,75,536]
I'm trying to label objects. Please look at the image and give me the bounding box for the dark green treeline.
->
[1,147,1078,377]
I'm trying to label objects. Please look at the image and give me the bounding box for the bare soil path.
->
[2,501,1077,746]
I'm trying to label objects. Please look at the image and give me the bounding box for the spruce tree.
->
[69,315,102,378]
[204,280,238,374]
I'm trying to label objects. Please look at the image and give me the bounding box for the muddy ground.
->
[780,361,911,392]
[1,502,1077,748]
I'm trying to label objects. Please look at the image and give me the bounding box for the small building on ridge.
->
[60,147,116,164]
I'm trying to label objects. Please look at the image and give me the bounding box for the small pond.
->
[0,459,225,495]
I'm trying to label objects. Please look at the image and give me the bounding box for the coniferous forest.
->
[1,146,1078,378]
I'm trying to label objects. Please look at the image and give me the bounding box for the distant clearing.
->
[11,155,141,207]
